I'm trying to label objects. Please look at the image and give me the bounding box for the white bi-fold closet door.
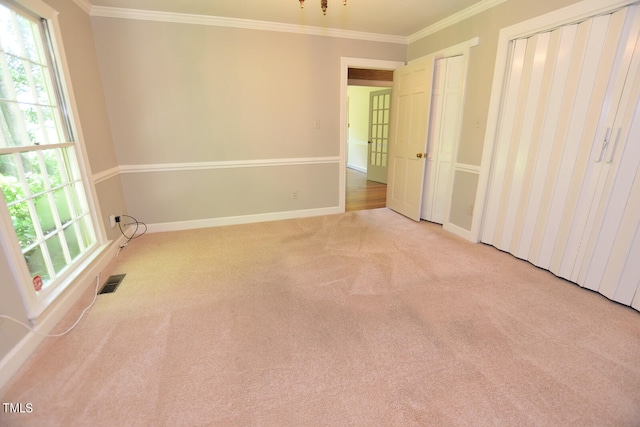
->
[482,3,640,309]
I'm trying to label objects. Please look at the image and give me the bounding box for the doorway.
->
[342,63,399,212]
[346,85,390,211]
[345,168,387,212]
[383,38,479,239]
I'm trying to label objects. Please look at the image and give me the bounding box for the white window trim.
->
[0,0,107,320]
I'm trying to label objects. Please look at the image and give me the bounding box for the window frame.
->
[0,0,106,320]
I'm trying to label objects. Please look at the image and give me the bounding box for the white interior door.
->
[386,57,434,221]
[367,89,391,184]
[421,55,464,224]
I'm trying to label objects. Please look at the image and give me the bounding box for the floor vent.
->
[99,274,126,295]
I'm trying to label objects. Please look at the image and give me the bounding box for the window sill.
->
[27,242,110,322]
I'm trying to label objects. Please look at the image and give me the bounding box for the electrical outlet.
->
[293,190,299,200]
[109,215,121,228]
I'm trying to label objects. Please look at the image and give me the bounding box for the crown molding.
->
[87,0,506,45]
[90,6,408,44]
[71,0,92,14]
[408,0,508,43]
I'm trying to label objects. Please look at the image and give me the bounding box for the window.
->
[0,0,100,318]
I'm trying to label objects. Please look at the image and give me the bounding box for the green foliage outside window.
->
[0,150,70,249]
[0,2,97,292]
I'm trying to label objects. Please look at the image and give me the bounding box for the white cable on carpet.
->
[0,275,101,337]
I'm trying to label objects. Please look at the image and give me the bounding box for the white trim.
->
[90,6,407,45]
[403,37,479,236]
[437,40,478,238]
[503,0,640,39]
[475,0,640,244]
[0,234,128,391]
[34,0,108,244]
[119,156,340,174]
[409,37,481,63]
[443,220,477,241]
[71,0,91,15]
[453,163,482,174]
[340,57,406,214]
[147,206,343,233]
[24,243,104,320]
[93,166,121,184]
[77,0,505,45]
[408,0,507,43]
[1,0,108,321]
[92,158,341,181]
[347,164,367,173]
[11,0,56,17]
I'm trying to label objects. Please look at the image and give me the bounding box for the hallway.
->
[345,168,387,212]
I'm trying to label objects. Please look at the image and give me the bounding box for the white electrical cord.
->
[0,275,101,337]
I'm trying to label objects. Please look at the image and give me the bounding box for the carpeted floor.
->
[2,208,640,426]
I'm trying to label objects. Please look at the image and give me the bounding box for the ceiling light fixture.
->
[298,0,347,15]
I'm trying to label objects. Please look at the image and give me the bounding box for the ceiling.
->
[85,0,487,38]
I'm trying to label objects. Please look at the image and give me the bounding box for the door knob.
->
[416,153,423,158]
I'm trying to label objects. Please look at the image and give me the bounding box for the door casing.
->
[385,38,479,227]
[340,58,405,212]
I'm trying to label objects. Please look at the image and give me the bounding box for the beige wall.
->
[121,164,340,224]
[90,17,406,225]
[408,0,582,167]
[0,243,29,355]
[1,0,594,380]
[95,175,128,238]
[46,0,126,243]
[0,0,125,363]
[408,0,582,232]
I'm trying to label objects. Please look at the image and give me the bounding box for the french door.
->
[366,89,391,184]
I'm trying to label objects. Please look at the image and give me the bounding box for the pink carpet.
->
[2,208,640,425]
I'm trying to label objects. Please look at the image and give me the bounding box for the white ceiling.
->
[85,0,488,38]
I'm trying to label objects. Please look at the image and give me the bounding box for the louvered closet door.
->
[577,22,640,307]
[482,4,640,306]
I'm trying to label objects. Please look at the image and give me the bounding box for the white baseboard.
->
[0,233,129,391]
[443,221,479,243]
[347,164,367,173]
[147,206,343,233]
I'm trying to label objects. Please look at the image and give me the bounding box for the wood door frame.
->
[339,58,405,212]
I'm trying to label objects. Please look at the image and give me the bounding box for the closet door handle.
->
[606,127,622,164]
[595,127,611,163]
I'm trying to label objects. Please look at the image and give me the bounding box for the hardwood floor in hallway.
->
[345,168,387,212]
